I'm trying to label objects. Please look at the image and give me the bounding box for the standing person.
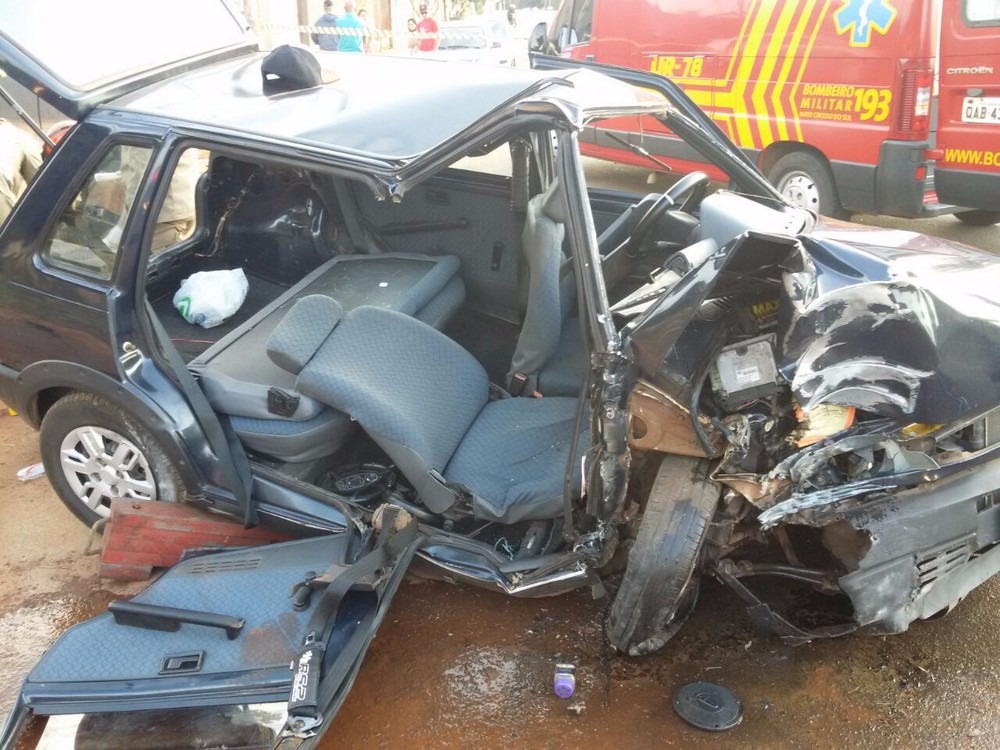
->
[311,0,339,51]
[416,3,439,52]
[357,8,375,53]
[336,0,364,53]
[406,17,420,53]
[0,120,42,226]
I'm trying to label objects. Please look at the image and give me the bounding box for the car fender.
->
[13,359,215,499]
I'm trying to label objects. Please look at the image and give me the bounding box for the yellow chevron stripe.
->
[752,1,802,146]
[770,0,818,142]
[724,0,763,82]
[790,0,834,137]
[726,0,777,147]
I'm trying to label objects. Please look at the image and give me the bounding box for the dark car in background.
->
[3,1,1000,746]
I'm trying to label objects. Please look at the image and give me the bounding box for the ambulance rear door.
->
[935,0,1000,221]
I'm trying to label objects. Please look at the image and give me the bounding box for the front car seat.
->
[267,296,588,523]
[506,178,586,397]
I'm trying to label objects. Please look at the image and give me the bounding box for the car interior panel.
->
[140,138,724,481]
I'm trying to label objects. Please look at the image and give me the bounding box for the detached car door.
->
[0,508,423,750]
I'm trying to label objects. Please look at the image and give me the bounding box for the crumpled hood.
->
[778,224,1000,424]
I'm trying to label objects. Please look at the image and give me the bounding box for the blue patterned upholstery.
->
[415,275,466,329]
[194,254,465,463]
[297,306,488,511]
[229,409,354,463]
[293,304,586,521]
[507,179,586,397]
[537,319,585,397]
[445,396,586,523]
[266,295,343,374]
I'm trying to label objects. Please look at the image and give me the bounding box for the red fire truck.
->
[536,0,999,223]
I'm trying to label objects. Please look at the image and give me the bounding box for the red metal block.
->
[100,500,290,580]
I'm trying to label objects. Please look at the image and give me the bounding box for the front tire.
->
[606,454,720,655]
[39,392,188,526]
[768,151,848,220]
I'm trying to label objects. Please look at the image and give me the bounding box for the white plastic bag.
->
[173,268,249,328]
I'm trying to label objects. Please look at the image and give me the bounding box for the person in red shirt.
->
[416,3,439,52]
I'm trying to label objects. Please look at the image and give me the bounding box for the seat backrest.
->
[295,305,490,512]
[507,178,572,393]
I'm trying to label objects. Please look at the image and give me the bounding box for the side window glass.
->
[964,0,1000,25]
[151,147,208,255]
[42,144,153,279]
[555,0,594,47]
[450,142,514,177]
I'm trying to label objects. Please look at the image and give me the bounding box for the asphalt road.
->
[1,160,999,748]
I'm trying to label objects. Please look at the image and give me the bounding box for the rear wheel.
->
[606,454,720,655]
[954,210,1000,226]
[39,392,188,526]
[767,151,848,220]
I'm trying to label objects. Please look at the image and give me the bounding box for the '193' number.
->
[855,88,892,121]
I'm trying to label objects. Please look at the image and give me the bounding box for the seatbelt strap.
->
[511,139,530,321]
[332,179,380,254]
[286,509,420,726]
[145,303,256,526]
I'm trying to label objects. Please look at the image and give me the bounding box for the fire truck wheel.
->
[954,210,1000,226]
[768,151,848,220]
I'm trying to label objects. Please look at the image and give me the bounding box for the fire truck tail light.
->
[899,69,933,134]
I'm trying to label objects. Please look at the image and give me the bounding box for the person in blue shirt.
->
[311,0,339,51]
[336,1,364,53]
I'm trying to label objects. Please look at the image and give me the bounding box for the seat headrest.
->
[267,295,343,374]
[539,178,567,224]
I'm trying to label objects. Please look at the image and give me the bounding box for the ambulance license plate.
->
[962,97,1000,123]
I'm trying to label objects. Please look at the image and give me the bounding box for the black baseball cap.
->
[261,45,339,94]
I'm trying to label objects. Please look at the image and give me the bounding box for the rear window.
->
[42,143,153,279]
[964,0,1000,25]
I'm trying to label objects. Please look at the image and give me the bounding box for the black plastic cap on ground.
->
[673,681,743,731]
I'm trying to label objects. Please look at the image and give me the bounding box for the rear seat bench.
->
[189,253,465,462]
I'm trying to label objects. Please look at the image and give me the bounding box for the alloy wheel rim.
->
[59,426,156,516]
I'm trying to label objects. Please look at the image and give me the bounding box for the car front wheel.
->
[606,454,720,655]
[39,392,188,526]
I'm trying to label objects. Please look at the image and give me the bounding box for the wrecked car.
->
[3,0,1000,745]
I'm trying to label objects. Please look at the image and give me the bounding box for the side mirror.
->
[528,21,548,53]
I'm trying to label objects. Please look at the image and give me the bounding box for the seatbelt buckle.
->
[510,372,528,396]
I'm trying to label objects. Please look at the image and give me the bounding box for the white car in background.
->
[431,19,516,67]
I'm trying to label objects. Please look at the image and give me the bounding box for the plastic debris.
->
[17,462,46,482]
[554,663,576,699]
[673,682,743,731]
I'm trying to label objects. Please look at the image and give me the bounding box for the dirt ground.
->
[1,411,1000,750]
